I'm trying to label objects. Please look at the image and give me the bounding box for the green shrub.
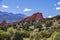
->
[51,32,60,40]
[30,32,41,40]
[40,30,52,38]
[34,32,41,40]
[7,27,14,36]
[20,30,30,38]
[1,27,8,31]
[30,31,36,40]
[0,30,11,40]
[12,31,23,40]
[45,21,53,27]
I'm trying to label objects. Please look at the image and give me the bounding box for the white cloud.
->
[48,16,52,18]
[57,1,60,5]
[56,7,60,10]
[2,5,8,8]
[23,8,32,12]
[55,2,60,10]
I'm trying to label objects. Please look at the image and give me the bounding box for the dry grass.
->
[23,38,30,40]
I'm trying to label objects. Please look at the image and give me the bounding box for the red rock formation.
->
[0,20,7,26]
[21,12,44,22]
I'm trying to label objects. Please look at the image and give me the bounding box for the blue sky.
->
[0,0,60,18]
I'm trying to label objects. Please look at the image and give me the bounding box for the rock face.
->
[0,20,7,27]
[21,12,44,22]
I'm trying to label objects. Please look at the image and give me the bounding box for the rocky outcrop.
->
[0,20,7,27]
[21,12,44,22]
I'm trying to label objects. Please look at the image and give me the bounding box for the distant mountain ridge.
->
[0,11,27,23]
